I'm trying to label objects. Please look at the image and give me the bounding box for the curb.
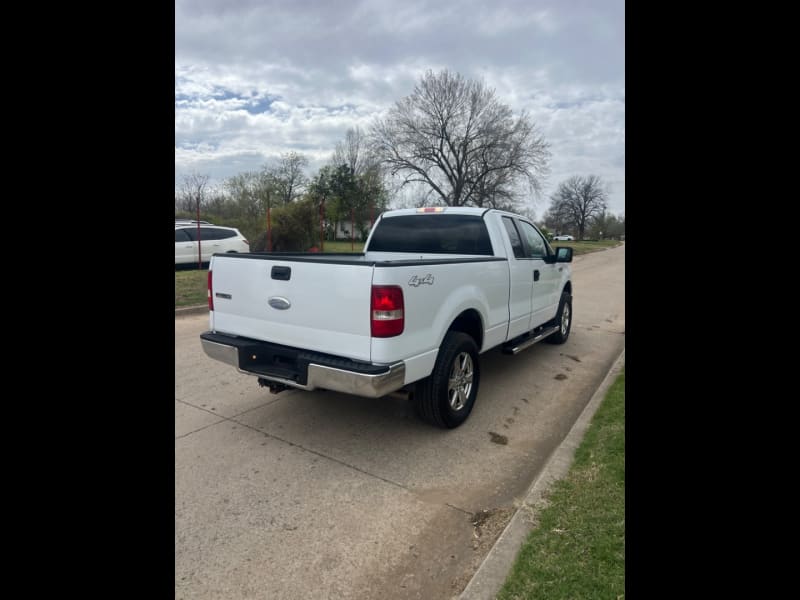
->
[459,348,626,599]
[175,305,208,317]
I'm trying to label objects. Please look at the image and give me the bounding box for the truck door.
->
[501,216,534,339]
[516,220,560,328]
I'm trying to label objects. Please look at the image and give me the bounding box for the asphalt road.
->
[175,243,625,599]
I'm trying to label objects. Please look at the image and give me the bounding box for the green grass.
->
[175,268,208,307]
[498,369,625,600]
[320,240,365,252]
[556,239,621,256]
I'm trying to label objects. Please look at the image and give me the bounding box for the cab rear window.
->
[366,215,493,255]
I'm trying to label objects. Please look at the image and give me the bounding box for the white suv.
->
[175,225,250,265]
[175,219,212,226]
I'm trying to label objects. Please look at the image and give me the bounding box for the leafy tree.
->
[310,158,389,241]
[331,126,389,237]
[269,197,317,251]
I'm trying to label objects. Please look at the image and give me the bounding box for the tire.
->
[545,291,572,344]
[414,332,480,429]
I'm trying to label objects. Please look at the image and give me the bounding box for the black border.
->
[35,5,178,594]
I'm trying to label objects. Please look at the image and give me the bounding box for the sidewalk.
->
[175,304,207,317]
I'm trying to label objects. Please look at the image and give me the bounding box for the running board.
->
[502,325,561,355]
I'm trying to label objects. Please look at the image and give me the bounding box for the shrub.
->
[250,199,318,252]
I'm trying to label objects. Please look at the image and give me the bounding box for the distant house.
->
[333,220,375,241]
[335,221,353,240]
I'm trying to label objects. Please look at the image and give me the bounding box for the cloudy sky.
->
[175,0,624,218]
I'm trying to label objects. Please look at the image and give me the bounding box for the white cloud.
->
[175,0,624,216]
[475,8,557,36]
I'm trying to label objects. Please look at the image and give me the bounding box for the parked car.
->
[552,234,575,241]
[175,225,249,265]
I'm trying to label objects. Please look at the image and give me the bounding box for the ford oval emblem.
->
[268,296,291,310]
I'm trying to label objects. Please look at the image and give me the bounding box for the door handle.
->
[533,269,540,281]
[271,266,291,281]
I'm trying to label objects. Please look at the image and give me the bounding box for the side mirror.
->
[555,246,573,263]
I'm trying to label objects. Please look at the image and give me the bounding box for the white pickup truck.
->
[201,207,573,428]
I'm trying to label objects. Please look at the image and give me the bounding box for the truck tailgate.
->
[210,255,374,362]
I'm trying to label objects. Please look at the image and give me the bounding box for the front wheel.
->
[414,332,480,429]
[545,291,572,344]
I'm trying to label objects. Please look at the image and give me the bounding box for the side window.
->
[502,217,525,259]
[543,236,554,256]
[518,221,547,259]
[187,227,226,241]
[202,228,235,240]
[175,229,190,242]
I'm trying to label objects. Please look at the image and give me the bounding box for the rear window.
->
[366,215,493,255]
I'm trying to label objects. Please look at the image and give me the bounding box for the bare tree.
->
[225,172,262,220]
[175,192,193,213]
[331,126,388,232]
[271,151,309,205]
[203,186,227,216]
[332,126,375,176]
[179,173,209,213]
[589,211,625,240]
[542,201,572,236]
[179,173,209,268]
[370,69,550,209]
[548,175,609,240]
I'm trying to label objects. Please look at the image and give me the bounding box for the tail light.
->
[208,270,213,311]
[371,285,404,337]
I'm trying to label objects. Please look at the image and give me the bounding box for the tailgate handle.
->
[271,266,291,281]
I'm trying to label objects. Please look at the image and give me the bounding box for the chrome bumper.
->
[201,338,405,399]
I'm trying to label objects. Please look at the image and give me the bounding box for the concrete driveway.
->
[175,243,625,599]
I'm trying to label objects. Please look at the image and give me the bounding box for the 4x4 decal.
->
[408,274,434,287]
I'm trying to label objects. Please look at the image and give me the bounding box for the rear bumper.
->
[200,332,405,398]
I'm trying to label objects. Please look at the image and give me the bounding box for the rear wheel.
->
[545,291,572,344]
[414,332,480,429]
